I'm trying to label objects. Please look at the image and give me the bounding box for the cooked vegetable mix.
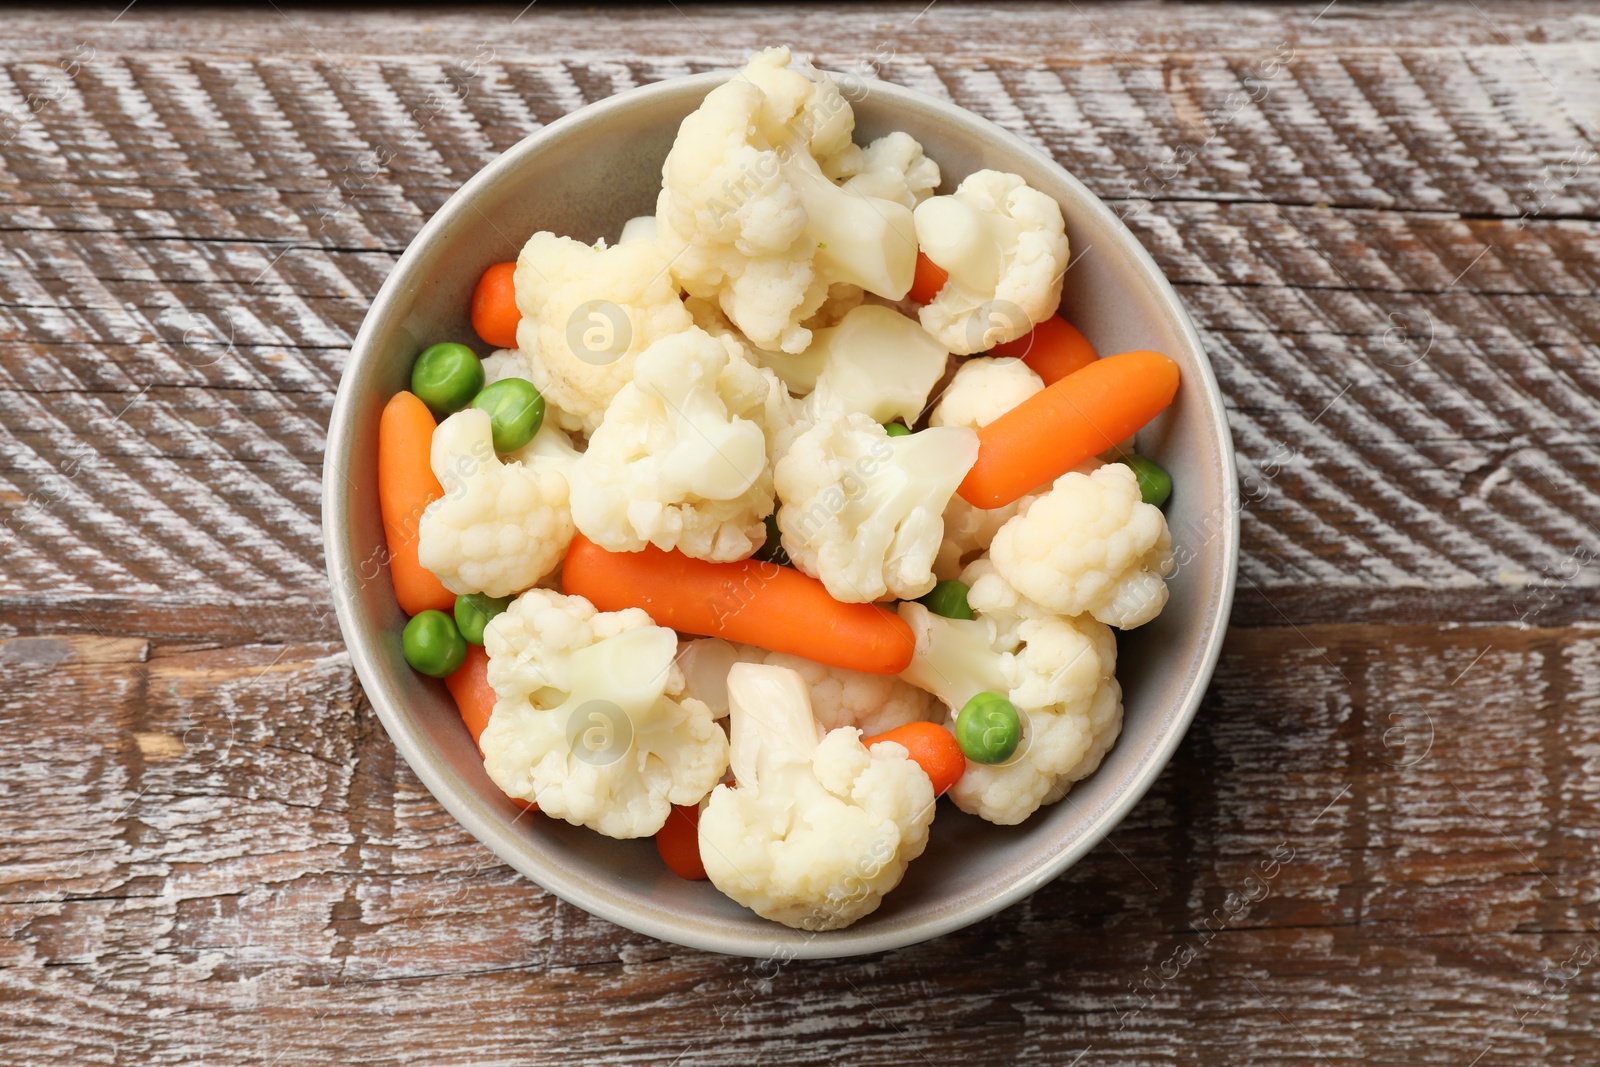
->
[955,691,1023,764]
[402,609,468,678]
[376,45,1184,930]
[411,342,485,417]
[1119,453,1173,508]
[917,579,974,620]
[454,592,512,646]
[471,261,523,349]
[469,377,545,453]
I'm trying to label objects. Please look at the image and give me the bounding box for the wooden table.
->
[4,3,1597,1063]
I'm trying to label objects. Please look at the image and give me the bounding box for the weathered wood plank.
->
[4,627,1597,1064]
[3,6,1599,1064]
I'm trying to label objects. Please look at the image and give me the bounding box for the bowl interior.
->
[326,72,1237,958]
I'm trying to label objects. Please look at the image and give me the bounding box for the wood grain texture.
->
[2,3,1597,1064]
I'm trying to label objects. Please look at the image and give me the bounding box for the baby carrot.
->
[562,535,916,675]
[378,391,456,615]
[990,315,1098,385]
[908,251,949,305]
[957,349,1180,509]
[862,721,966,796]
[444,644,537,812]
[471,261,522,349]
[445,644,496,747]
[655,803,707,880]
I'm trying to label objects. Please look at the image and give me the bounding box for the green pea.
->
[402,609,467,678]
[411,342,484,416]
[956,691,1021,764]
[883,421,912,437]
[471,377,545,453]
[752,512,791,567]
[454,592,512,646]
[1119,454,1172,508]
[917,579,974,620]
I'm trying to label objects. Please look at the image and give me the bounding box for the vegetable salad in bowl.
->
[370,47,1183,933]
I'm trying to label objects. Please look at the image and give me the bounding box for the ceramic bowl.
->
[323,69,1238,958]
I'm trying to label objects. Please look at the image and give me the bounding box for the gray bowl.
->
[323,70,1238,958]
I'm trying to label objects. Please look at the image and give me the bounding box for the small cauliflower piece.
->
[698,662,935,930]
[481,589,728,838]
[990,462,1174,629]
[417,408,574,597]
[733,645,940,735]
[655,47,917,354]
[807,304,951,426]
[774,411,978,602]
[929,356,1044,431]
[836,131,942,210]
[927,356,1046,579]
[570,326,778,562]
[618,214,658,245]
[898,584,1122,825]
[514,231,693,434]
[915,170,1069,355]
[481,348,534,386]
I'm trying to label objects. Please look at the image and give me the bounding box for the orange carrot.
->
[958,350,1180,509]
[562,536,915,675]
[863,721,966,796]
[471,261,521,349]
[444,644,536,812]
[991,315,1099,385]
[378,391,457,615]
[446,644,496,746]
[655,803,707,880]
[908,251,949,305]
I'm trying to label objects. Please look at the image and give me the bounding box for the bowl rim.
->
[324,68,1240,958]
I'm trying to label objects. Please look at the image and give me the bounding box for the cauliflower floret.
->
[929,356,1044,431]
[927,356,1046,579]
[898,583,1122,825]
[835,131,942,210]
[915,170,1069,355]
[733,645,940,735]
[774,411,978,602]
[989,462,1173,628]
[480,589,728,838]
[806,304,950,426]
[618,215,658,245]
[481,348,534,386]
[570,326,779,561]
[655,47,917,354]
[513,231,693,434]
[417,408,574,597]
[698,662,935,930]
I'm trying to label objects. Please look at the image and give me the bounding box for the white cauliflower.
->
[929,356,1043,431]
[570,326,779,562]
[733,645,940,735]
[774,411,978,602]
[928,356,1046,580]
[480,589,728,838]
[898,574,1122,825]
[655,47,917,354]
[618,214,657,245]
[416,408,574,597]
[989,462,1174,629]
[835,131,942,210]
[806,304,950,427]
[481,347,534,386]
[514,231,693,433]
[698,662,935,930]
[915,170,1069,355]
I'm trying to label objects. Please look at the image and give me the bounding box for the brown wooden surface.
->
[2,3,1598,1063]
